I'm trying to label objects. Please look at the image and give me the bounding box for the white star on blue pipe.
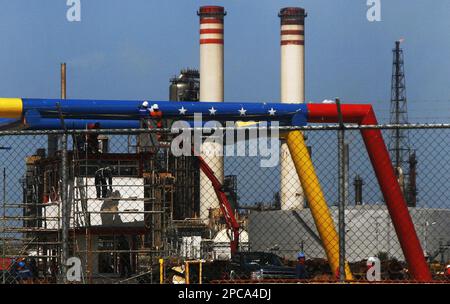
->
[268,108,276,116]
[179,106,187,115]
[209,107,217,115]
[238,107,247,116]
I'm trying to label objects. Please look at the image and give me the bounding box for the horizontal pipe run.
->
[25,117,140,130]
[0,98,308,126]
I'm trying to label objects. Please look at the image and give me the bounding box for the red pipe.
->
[195,151,240,254]
[307,104,432,282]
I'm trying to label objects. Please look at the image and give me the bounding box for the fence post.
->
[58,63,68,283]
[2,168,6,284]
[60,132,69,282]
[336,98,347,282]
[159,258,164,284]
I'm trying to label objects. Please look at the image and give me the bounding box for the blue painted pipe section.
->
[21,98,308,126]
[23,99,143,118]
[24,110,140,130]
[0,118,22,130]
[26,119,140,130]
[24,118,285,130]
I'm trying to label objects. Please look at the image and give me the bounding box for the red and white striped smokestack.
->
[279,7,307,210]
[198,6,226,101]
[280,7,306,102]
[198,6,226,220]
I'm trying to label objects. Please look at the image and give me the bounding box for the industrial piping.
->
[0,97,431,280]
[308,104,432,282]
[0,98,308,122]
[287,130,353,280]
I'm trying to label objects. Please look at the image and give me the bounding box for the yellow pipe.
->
[159,258,164,284]
[286,130,353,280]
[0,98,23,119]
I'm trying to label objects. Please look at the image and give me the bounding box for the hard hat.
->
[142,101,149,108]
[152,104,159,111]
[446,264,450,269]
[18,261,25,268]
[297,252,305,259]
[171,266,184,274]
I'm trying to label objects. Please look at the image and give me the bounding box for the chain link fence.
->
[0,124,449,284]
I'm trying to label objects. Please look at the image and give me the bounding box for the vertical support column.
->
[279,7,306,210]
[59,63,68,282]
[185,261,190,285]
[60,132,68,282]
[354,175,363,205]
[159,258,164,284]
[336,99,347,281]
[198,6,226,221]
[2,168,6,284]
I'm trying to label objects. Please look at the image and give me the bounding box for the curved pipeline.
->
[308,103,432,282]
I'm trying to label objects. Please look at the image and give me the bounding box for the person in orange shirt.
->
[149,104,163,141]
[150,104,163,127]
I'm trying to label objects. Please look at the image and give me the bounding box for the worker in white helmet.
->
[148,103,163,141]
[139,100,150,118]
[295,252,308,280]
[150,103,159,112]
[445,264,450,279]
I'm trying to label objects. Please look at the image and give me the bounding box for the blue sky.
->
[0,0,449,122]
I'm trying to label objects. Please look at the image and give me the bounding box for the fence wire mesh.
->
[0,125,449,284]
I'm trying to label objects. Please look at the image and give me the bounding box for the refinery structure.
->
[0,5,449,284]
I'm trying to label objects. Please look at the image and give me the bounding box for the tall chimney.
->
[407,151,417,207]
[279,7,307,210]
[354,175,364,206]
[198,6,226,220]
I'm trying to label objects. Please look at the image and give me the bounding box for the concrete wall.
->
[248,205,450,262]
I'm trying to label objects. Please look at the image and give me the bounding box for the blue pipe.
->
[0,118,22,130]
[24,111,141,130]
[21,98,308,126]
[1,98,308,129]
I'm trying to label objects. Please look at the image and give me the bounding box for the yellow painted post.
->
[159,258,164,284]
[286,130,353,280]
[199,261,203,284]
[185,261,190,285]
